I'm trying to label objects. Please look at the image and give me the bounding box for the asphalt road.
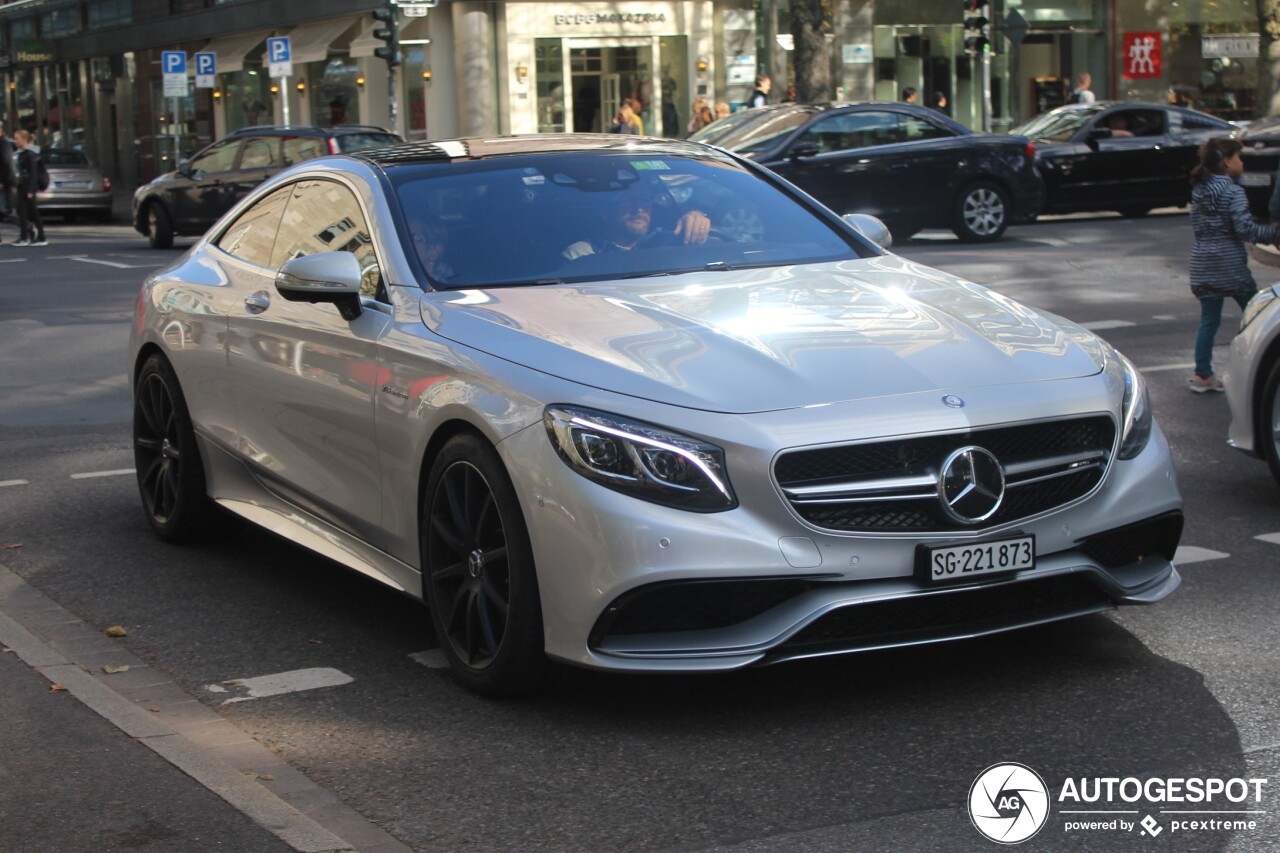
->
[1,215,1277,852]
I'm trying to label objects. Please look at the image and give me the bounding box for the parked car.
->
[1226,272,1280,484]
[132,124,402,248]
[129,135,1183,696]
[1236,116,1280,217]
[1013,102,1236,217]
[36,148,113,222]
[690,102,1044,242]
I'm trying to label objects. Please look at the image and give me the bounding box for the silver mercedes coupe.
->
[129,135,1183,695]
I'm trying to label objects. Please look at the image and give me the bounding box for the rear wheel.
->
[133,354,220,542]
[1259,359,1280,487]
[146,204,174,249]
[422,433,557,696]
[952,181,1009,243]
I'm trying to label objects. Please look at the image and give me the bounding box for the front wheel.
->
[952,181,1009,243]
[422,433,557,696]
[1259,359,1280,488]
[146,203,174,249]
[133,354,220,542]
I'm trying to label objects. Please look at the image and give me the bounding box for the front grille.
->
[777,574,1110,655]
[1078,511,1183,569]
[593,577,817,639]
[775,416,1116,533]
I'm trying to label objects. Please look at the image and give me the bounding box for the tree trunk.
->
[1259,0,1280,116]
[790,0,831,102]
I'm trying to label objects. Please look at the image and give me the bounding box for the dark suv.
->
[132,125,402,248]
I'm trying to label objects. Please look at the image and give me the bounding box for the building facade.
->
[0,0,1268,194]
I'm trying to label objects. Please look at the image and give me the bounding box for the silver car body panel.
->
[129,153,1183,674]
[1226,285,1280,457]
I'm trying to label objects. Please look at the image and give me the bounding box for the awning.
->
[204,29,274,75]
[284,17,361,65]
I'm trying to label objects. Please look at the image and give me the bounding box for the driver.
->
[563,189,711,260]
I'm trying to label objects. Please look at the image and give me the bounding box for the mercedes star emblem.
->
[938,445,1005,524]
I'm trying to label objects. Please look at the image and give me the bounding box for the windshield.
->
[393,150,865,289]
[688,109,768,145]
[711,108,818,154]
[1012,106,1102,142]
[43,149,90,166]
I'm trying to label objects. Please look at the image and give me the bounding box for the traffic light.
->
[372,4,400,68]
[963,0,991,55]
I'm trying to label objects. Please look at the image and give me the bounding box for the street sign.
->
[401,3,432,17]
[162,51,187,97]
[267,36,292,78]
[194,51,216,89]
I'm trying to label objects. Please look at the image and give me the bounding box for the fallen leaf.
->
[259,774,274,781]
[49,684,66,692]
[105,625,128,638]
[101,664,130,674]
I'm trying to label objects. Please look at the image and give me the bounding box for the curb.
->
[0,561,412,853]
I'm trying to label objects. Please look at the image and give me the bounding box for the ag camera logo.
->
[969,763,1050,844]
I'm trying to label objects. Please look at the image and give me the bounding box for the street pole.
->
[388,68,398,135]
[282,76,291,125]
[981,52,991,133]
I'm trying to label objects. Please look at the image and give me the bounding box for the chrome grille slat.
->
[775,415,1116,533]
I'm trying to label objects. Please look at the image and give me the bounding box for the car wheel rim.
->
[1272,392,1280,463]
[964,189,1005,236]
[148,209,159,237]
[427,460,510,670]
[134,373,183,524]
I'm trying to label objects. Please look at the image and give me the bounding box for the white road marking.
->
[1152,315,1177,321]
[208,667,353,705]
[1021,236,1072,247]
[409,649,451,669]
[70,469,135,479]
[0,258,27,263]
[1253,532,1280,545]
[1173,546,1229,565]
[1079,320,1137,331]
[67,257,157,269]
[0,480,29,488]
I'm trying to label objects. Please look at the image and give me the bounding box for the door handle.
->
[889,162,911,171]
[244,293,271,313]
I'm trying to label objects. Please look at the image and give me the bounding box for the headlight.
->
[1241,286,1280,331]
[1117,353,1152,460]
[544,406,736,511]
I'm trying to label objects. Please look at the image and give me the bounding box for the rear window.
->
[333,132,403,153]
[44,149,90,166]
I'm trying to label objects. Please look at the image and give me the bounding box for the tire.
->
[422,433,558,696]
[1259,359,1280,488]
[146,203,174,249]
[1118,206,1151,218]
[952,181,1010,243]
[133,354,220,542]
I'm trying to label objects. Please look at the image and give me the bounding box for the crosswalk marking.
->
[1253,532,1280,545]
[1080,320,1138,331]
[0,480,29,488]
[70,469,135,480]
[1173,546,1230,565]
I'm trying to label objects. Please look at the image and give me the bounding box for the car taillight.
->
[328,138,340,154]
[103,176,112,192]
[1025,141,1036,159]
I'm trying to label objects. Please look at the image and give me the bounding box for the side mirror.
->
[275,252,364,321]
[790,142,820,160]
[842,213,893,250]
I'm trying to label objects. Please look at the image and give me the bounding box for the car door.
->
[1062,108,1173,209]
[170,139,242,232]
[224,178,392,541]
[767,110,903,221]
[874,111,967,228]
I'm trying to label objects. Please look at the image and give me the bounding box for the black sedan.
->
[1014,102,1236,217]
[1237,117,1280,217]
[692,102,1044,242]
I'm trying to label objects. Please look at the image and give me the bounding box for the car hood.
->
[420,256,1106,414]
[1241,116,1280,143]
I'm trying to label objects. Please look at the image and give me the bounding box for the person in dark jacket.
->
[1187,137,1276,392]
[0,120,14,244]
[12,129,46,247]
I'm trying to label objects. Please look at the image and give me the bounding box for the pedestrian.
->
[781,83,798,103]
[749,75,771,108]
[12,129,47,247]
[932,91,950,116]
[902,87,918,105]
[714,102,731,121]
[687,98,714,134]
[0,120,14,245]
[1187,137,1276,392]
[609,103,641,135]
[1068,72,1095,105]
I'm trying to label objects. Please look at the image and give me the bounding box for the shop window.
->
[88,0,132,29]
[536,38,566,134]
[310,58,359,129]
[40,8,78,37]
[11,18,36,40]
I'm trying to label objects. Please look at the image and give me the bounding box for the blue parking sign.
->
[162,51,186,75]
[266,37,292,78]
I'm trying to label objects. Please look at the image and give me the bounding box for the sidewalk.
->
[0,561,412,853]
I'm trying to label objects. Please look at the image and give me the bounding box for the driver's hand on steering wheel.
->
[673,210,711,244]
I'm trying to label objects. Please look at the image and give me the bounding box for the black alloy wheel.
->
[132,354,218,541]
[423,433,555,696]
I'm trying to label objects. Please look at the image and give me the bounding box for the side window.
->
[283,136,327,165]
[271,180,382,299]
[901,114,954,141]
[215,185,292,267]
[797,112,903,153]
[1105,109,1165,138]
[188,140,241,175]
[239,137,280,169]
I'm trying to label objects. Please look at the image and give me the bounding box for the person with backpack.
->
[12,129,47,247]
[1068,72,1095,105]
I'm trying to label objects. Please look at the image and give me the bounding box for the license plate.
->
[920,535,1035,583]
[55,181,91,190]
[1240,172,1272,187]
